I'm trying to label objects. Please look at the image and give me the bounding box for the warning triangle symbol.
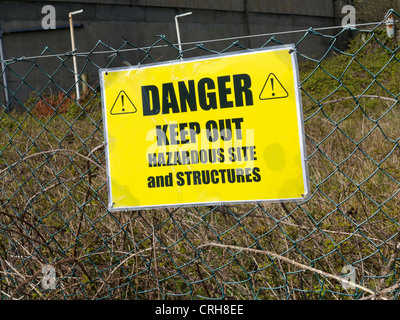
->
[110,90,137,115]
[259,73,289,100]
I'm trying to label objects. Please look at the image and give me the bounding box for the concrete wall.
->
[0,0,344,110]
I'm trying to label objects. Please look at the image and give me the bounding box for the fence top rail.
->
[1,20,398,64]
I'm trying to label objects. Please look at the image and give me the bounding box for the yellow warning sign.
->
[100,45,309,211]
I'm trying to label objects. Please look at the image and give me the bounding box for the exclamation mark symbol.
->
[111,90,137,115]
[271,78,275,96]
[259,73,288,100]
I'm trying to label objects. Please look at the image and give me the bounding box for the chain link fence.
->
[1,10,400,300]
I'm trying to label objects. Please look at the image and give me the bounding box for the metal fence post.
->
[175,12,192,59]
[386,12,395,38]
[0,30,10,109]
[69,9,84,102]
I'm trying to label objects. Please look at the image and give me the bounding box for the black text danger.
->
[142,74,253,116]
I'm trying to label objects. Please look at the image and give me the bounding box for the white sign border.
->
[99,44,310,211]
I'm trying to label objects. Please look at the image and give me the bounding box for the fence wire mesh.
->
[1,10,400,300]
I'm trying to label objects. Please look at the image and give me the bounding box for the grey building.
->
[0,0,347,109]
